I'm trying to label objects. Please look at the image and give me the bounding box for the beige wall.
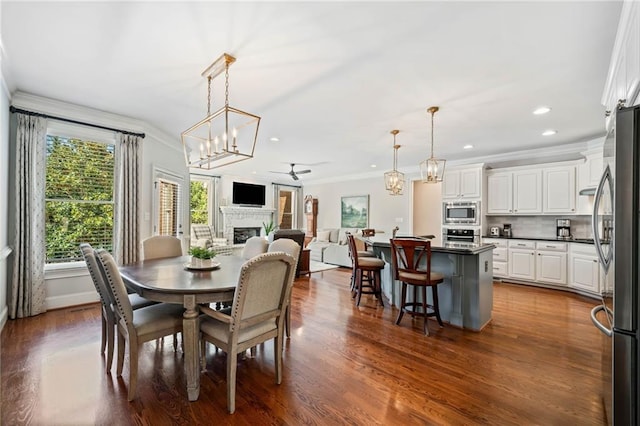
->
[412,180,443,246]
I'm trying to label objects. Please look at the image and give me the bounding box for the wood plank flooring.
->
[2,268,607,425]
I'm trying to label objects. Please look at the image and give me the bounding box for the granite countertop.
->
[481,235,605,245]
[364,235,495,255]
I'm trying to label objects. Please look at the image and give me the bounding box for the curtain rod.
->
[272,182,302,188]
[9,105,146,139]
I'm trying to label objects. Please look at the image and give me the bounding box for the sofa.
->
[306,228,361,268]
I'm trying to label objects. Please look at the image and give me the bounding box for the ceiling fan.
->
[270,163,311,181]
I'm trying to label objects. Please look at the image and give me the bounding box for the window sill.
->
[45,261,88,280]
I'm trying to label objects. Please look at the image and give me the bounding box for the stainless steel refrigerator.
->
[591,104,640,425]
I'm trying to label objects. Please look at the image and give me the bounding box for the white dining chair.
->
[268,238,301,338]
[80,243,157,372]
[199,252,296,413]
[95,249,185,401]
[241,236,268,260]
[141,235,183,260]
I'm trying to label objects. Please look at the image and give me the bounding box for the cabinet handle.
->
[517,243,525,246]
[545,245,555,248]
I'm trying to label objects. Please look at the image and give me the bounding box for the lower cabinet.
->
[509,246,535,280]
[484,238,508,277]
[568,244,600,294]
[534,241,567,285]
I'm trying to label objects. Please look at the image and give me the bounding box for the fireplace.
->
[234,227,261,244]
[220,206,274,245]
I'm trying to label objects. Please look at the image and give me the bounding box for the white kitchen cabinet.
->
[576,149,603,215]
[508,240,535,280]
[603,1,640,131]
[442,166,482,199]
[487,172,513,214]
[568,243,600,294]
[483,238,507,278]
[543,166,576,214]
[535,241,567,285]
[512,170,542,214]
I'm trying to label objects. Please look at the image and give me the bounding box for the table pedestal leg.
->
[183,295,200,401]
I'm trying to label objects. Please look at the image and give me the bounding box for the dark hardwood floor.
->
[2,267,607,425]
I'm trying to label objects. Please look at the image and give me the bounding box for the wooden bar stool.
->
[346,231,376,291]
[390,238,444,335]
[347,234,385,307]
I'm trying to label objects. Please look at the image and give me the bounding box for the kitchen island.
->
[363,235,495,331]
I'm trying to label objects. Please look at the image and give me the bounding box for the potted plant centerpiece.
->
[263,220,276,240]
[188,246,217,268]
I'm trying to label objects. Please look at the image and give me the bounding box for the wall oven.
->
[443,228,480,243]
[443,201,480,225]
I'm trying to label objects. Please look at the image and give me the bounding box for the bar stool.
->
[347,234,385,307]
[346,232,376,291]
[390,238,444,335]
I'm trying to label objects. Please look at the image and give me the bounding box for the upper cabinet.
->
[542,166,576,214]
[487,163,577,215]
[442,166,482,199]
[487,169,542,215]
[603,1,640,131]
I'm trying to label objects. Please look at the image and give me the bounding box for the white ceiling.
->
[1,1,623,184]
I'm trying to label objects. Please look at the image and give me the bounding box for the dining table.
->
[119,254,246,401]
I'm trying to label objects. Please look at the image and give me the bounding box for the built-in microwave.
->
[443,201,480,225]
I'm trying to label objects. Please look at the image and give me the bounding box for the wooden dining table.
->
[119,254,246,401]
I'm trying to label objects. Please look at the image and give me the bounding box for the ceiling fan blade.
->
[269,171,291,174]
[292,174,299,181]
[295,169,311,174]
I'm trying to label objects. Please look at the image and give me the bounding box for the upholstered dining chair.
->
[199,252,296,413]
[390,238,445,336]
[241,236,268,260]
[80,243,157,373]
[95,249,185,401]
[141,235,183,260]
[268,238,301,338]
[346,234,385,307]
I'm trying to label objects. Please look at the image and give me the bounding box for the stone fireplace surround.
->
[220,206,274,245]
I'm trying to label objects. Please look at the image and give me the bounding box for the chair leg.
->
[116,329,126,377]
[128,340,138,401]
[275,335,283,384]
[375,271,384,307]
[100,311,107,354]
[433,286,443,327]
[422,286,429,336]
[227,348,238,414]
[105,319,115,373]
[396,283,407,325]
[356,270,364,306]
[285,305,291,338]
[173,333,178,351]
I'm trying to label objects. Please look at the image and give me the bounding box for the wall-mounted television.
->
[232,181,266,206]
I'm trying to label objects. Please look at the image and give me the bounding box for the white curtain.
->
[114,133,142,265]
[10,113,47,318]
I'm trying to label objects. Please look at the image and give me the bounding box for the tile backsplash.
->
[485,216,592,239]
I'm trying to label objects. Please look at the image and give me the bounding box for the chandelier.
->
[384,130,404,195]
[181,53,261,170]
[419,106,446,183]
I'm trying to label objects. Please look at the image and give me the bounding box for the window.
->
[45,132,116,264]
[190,179,210,225]
[153,168,184,238]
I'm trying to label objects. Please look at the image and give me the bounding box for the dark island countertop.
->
[481,236,604,245]
[363,235,495,255]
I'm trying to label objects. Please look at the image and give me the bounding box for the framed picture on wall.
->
[341,195,369,228]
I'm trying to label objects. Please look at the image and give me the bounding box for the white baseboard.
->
[45,291,100,310]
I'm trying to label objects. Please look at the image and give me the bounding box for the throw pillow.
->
[329,228,340,243]
[317,230,331,242]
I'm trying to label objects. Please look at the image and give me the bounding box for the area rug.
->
[309,260,340,273]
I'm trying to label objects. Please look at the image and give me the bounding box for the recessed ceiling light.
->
[251,171,257,174]
[533,106,551,115]
[463,144,474,150]
[371,164,377,168]
[269,137,280,142]
[542,130,557,136]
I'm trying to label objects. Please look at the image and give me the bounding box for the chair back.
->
[95,249,134,327]
[142,236,182,260]
[362,228,375,237]
[231,252,295,333]
[241,236,268,260]
[79,243,112,307]
[390,238,433,281]
[346,233,360,267]
[268,238,302,279]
